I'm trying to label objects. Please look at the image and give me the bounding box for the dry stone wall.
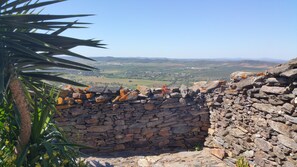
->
[56,58,297,166]
[55,88,210,152]
[205,58,297,167]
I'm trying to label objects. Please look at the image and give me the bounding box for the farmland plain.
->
[62,57,280,89]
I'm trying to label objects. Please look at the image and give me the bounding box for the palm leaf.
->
[4,38,53,61]
[22,72,87,87]
[0,44,4,104]
[1,0,63,14]
[0,0,30,10]
[0,14,94,22]
[0,20,54,30]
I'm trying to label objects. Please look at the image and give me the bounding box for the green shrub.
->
[0,93,19,166]
[1,88,88,166]
[236,157,250,167]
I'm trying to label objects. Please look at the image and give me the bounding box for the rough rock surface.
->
[205,58,297,166]
[83,149,227,167]
[56,87,211,152]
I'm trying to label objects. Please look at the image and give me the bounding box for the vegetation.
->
[1,88,87,166]
[194,144,202,151]
[236,157,250,167]
[0,0,104,166]
[61,57,278,88]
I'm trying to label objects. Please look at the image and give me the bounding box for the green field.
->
[69,76,170,89]
[62,57,279,88]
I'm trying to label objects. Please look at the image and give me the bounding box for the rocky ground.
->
[82,148,227,167]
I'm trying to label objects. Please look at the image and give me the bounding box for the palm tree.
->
[0,0,104,155]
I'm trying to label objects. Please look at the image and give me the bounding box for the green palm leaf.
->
[0,0,63,14]
[0,0,105,101]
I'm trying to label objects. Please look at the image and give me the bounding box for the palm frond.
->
[0,0,105,100]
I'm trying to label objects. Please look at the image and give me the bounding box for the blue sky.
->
[45,0,297,60]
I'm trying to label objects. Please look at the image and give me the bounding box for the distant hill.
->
[59,56,280,89]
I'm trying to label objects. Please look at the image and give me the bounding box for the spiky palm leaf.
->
[0,0,104,156]
[0,0,105,100]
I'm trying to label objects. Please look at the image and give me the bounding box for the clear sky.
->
[45,0,297,60]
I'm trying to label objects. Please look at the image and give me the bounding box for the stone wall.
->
[55,89,210,152]
[56,58,297,166]
[205,58,297,167]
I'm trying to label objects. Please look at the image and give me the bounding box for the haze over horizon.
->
[46,0,297,60]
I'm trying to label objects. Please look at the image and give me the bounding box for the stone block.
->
[158,139,170,147]
[252,103,277,114]
[142,129,154,138]
[210,149,225,159]
[232,143,243,155]
[114,144,125,151]
[70,108,87,117]
[254,151,268,167]
[115,134,124,139]
[254,138,272,152]
[284,114,297,124]
[115,120,125,126]
[137,159,150,167]
[159,127,171,137]
[282,103,295,114]
[260,85,287,94]
[147,119,163,128]
[172,126,190,134]
[278,134,297,151]
[273,146,286,159]
[242,150,254,158]
[280,69,297,78]
[87,125,112,133]
[268,120,291,137]
[144,103,155,111]
[85,118,98,124]
[229,128,246,138]
[170,92,182,98]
